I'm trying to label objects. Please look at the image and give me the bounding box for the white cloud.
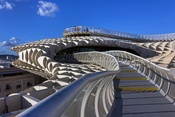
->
[0,0,14,10]
[10,37,20,44]
[0,37,20,47]
[0,41,16,47]
[37,1,58,17]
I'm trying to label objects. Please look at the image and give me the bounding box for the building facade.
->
[0,68,45,97]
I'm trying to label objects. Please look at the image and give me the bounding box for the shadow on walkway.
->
[108,78,123,117]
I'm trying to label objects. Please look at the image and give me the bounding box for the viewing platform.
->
[64,26,175,42]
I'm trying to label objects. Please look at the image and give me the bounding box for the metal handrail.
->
[64,26,175,42]
[17,71,118,117]
[16,50,175,117]
[107,50,175,103]
[17,51,120,117]
[60,51,119,71]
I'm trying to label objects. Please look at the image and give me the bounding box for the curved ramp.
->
[111,63,175,117]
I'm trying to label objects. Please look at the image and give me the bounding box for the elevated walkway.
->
[7,50,175,117]
[111,63,175,117]
[64,26,175,42]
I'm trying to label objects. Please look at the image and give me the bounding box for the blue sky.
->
[0,0,175,55]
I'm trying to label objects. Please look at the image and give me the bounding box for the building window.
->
[27,82,32,87]
[5,84,11,90]
[16,84,21,89]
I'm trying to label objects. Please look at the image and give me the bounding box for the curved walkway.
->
[111,63,175,117]
[64,26,175,42]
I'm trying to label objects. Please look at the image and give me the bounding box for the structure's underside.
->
[1,26,175,117]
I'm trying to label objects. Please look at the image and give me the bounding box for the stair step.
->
[114,77,147,81]
[115,86,158,92]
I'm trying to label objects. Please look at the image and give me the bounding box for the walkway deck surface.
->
[111,63,175,117]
